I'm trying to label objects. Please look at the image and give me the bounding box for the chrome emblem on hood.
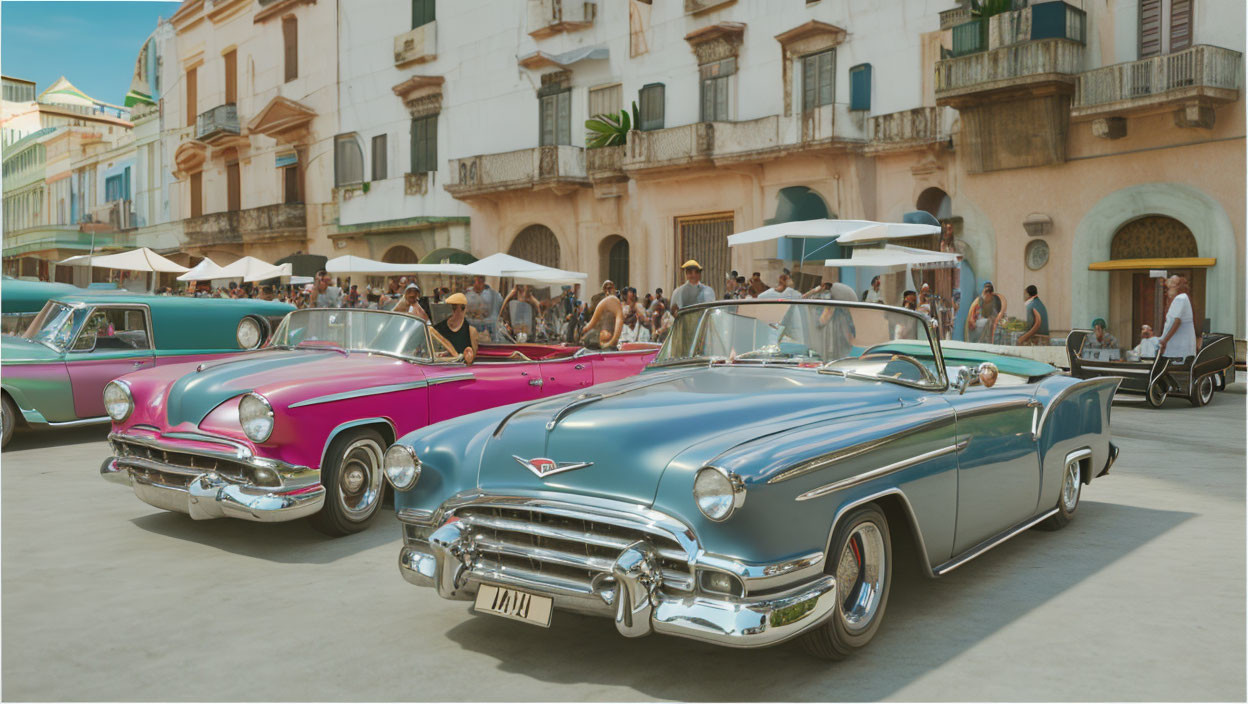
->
[513,455,593,478]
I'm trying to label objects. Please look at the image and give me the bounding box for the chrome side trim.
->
[397,507,435,525]
[951,399,1038,421]
[1065,447,1092,478]
[766,410,957,485]
[795,440,968,502]
[46,415,110,427]
[426,372,475,386]
[545,393,603,432]
[1033,376,1124,441]
[933,508,1060,576]
[289,381,430,408]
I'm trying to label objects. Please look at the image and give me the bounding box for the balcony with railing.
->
[527,0,595,39]
[183,203,306,248]
[622,123,714,173]
[89,200,137,231]
[446,146,588,198]
[1071,45,1242,123]
[866,107,951,154]
[196,104,243,146]
[585,145,625,183]
[936,37,1085,105]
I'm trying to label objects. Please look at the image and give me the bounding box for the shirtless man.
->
[579,293,625,350]
[390,283,430,322]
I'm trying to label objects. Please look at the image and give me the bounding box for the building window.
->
[410,115,437,173]
[802,50,834,111]
[1170,0,1192,52]
[699,57,734,122]
[283,17,298,83]
[412,0,435,29]
[105,174,126,203]
[186,66,197,127]
[539,89,571,146]
[224,49,237,104]
[189,172,203,218]
[1138,0,1162,58]
[334,135,364,186]
[849,63,871,111]
[588,84,622,118]
[226,159,241,212]
[639,83,664,130]
[371,134,388,181]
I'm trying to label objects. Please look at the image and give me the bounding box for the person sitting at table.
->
[432,292,477,364]
[1129,324,1161,360]
[1085,318,1119,349]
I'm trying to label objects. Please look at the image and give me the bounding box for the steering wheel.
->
[855,352,937,384]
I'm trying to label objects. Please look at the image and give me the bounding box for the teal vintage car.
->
[387,299,1120,658]
[1,278,83,335]
[1,293,292,448]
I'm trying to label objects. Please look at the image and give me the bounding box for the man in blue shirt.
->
[1018,284,1050,345]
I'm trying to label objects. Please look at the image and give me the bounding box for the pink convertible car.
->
[100,308,658,535]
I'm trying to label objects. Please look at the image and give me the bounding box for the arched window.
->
[598,235,629,287]
[509,224,560,268]
[382,245,420,263]
[1111,215,1197,259]
[916,187,951,221]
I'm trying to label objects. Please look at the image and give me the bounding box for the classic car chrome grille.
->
[457,505,696,595]
[112,439,252,485]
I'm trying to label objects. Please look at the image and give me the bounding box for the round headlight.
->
[237,317,264,349]
[238,393,274,442]
[103,380,133,422]
[693,467,743,522]
[383,444,421,490]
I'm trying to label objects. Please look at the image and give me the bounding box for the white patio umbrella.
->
[726,219,941,247]
[244,262,293,283]
[214,256,281,281]
[57,247,189,273]
[176,257,227,281]
[325,254,471,276]
[463,253,588,283]
[823,244,961,272]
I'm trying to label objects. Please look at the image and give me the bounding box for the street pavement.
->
[2,383,1244,701]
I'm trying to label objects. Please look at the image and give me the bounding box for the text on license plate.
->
[474,584,553,627]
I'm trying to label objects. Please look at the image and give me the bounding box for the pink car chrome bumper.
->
[101,431,324,522]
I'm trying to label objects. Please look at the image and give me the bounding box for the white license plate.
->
[474,583,553,627]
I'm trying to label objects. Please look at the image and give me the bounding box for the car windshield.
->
[654,300,945,388]
[270,309,431,360]
[20,301,89,352]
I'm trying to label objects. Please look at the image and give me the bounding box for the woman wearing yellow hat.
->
[432,292,478,364]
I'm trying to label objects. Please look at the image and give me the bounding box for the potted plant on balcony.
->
[585,102,641,148]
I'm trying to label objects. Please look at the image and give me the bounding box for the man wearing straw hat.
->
[670,260,715,313]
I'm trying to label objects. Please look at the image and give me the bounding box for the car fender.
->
[1031,375,1121,511]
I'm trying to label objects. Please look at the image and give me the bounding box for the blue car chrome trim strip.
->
[933,508,1060,576]
[795,439,969,502]
[546,394,603,432]
[289,380,431,408]
[768,413,956,485]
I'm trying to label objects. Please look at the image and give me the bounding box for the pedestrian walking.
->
[1158,274,1197,359]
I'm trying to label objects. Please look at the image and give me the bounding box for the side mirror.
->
[951,362,999,394]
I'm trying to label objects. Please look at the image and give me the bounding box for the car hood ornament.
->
[513,455,593,478]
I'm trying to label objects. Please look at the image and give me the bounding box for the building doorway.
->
[599,235,629,288]
[1104,215,1206,347]
[509,225,561,268]
[676,213,733,296]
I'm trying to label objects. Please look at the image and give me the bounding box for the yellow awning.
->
[1089,257,1216,271]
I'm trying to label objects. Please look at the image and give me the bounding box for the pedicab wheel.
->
[800,504,891,660]
[1190,374,1214,408]
[1146,381,1167,409]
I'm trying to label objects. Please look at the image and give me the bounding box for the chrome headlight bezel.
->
[693,466,746,522]
[236,317,264,350]
[238,392,275,443]
[103,380,133,422]
[383,444,422,490]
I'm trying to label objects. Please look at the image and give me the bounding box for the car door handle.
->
[529,379,544,387]
[574,364,584,370]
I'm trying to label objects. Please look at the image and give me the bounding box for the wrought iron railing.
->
[1073,45,1242,108]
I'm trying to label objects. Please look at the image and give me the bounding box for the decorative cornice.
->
[684,21,745,46]
[774,20,847,48]
[391,75,444,98]
[254,0,316,24]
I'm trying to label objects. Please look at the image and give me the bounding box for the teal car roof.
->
[53,294,294,351]
[2,280,82,314]
[870,340,1058,378]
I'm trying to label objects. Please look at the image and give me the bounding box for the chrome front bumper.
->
[397,519,839,648]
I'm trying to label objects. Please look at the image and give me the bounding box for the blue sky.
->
[2,0,180,106]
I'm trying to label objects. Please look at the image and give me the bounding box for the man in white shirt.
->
[670,260,715,313]
[308,270,343,308]
[1129,324,1161,360]
[758,273,802,299]
[864,275,885,304]
[1158,275,1198,359]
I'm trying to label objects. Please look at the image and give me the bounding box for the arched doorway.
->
[1108,215,1204,347]
[509,224,561,268]
[382,245,419,263]
[916,187,952,221]
[598,235,629,288]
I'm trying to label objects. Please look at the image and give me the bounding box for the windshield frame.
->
[652,298,949,391]
[20,299,93,353]
[269,308,437,363]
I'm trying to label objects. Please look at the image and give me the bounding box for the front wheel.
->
[1190,374,1214,407]
[309,428,387,537]
[1,394,15,449]
[800,504,892,660]
[1146,380,1168,409]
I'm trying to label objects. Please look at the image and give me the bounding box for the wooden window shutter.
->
[224,50,237,104]
[1138,0,1162,58]
[1170,0,1192,52]
[186,67,197,127]
[283,17,298,82]
[189,172,203,218]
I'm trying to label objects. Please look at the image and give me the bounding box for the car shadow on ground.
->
[439,501,1192,702]
[128,508,401,565]
[3,425,109,451]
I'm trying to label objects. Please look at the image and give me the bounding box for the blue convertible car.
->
[384,300,1120,658]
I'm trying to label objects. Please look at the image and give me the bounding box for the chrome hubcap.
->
[836,522,886,634]
[1199,376,1213,403]
[337,439,383,520]
[1062,461,1080,512]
